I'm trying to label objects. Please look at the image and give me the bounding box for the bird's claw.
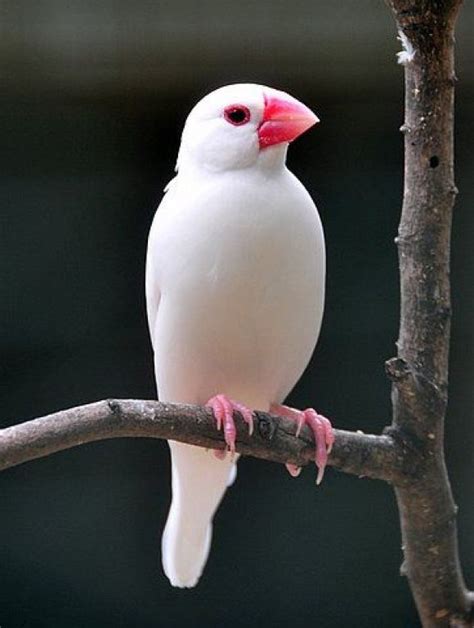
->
[303,409,334,484]
[206,394,254,458]
[271,403,334,484]
[285,463,302,477]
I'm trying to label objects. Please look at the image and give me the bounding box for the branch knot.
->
[385,357,411,382]
[107,399,121,416]
[255,413,276,441]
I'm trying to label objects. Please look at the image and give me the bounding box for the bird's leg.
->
[270,403,334,485]
[205,394,254,457]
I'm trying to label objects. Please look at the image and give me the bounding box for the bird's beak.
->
[258,92,319,149]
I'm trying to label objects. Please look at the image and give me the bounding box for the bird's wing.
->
[146,195,171,347]
[146,183,240,589]
[146,177,181,345]
[145,270,160,348]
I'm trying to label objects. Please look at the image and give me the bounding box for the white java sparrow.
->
[146,83,334,588]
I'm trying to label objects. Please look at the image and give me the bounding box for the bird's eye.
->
[224,105,251,126]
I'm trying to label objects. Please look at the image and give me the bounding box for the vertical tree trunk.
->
[387,1,469,625]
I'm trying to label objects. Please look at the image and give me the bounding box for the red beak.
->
[258,92,319,149]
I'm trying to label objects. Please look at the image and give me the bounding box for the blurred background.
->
[1,1,473,626]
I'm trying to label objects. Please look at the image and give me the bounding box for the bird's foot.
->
[270,403,334,485]
[205,394,254,457]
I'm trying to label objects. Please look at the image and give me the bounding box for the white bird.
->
[146,83,333,588]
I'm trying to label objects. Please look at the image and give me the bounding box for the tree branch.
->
[387,1,470,625]
[0,399,403,482]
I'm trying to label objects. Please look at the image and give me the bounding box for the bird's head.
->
[176,83,319,173]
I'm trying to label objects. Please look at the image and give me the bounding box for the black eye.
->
[224,105,251,126]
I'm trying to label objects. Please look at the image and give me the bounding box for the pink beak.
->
[258,92,319,149]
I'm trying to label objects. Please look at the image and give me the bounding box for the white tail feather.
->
[162,441,236,588]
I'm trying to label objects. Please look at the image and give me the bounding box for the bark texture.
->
[387,1,469,625]
[0,399,403,482]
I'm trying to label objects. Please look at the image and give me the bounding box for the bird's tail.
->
[162,440,236,588]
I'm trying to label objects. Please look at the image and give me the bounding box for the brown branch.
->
[0,399,404,482]
[387,1,470,626]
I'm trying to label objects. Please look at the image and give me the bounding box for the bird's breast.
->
[147,170,325,406]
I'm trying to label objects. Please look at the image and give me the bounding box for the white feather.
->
[397,30,416,65]
[146,84,325,587]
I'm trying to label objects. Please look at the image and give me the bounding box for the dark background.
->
[1,2,473,626]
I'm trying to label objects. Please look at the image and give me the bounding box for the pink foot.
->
[270,403,334,485]
[206,394,254,456]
